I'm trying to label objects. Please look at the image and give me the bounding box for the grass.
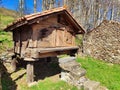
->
[0,8,18,18]
[0,14,15,29]
[0,31,13,53]
[20,78,78,90]
[0,14,14,53]
[77,56,120,90]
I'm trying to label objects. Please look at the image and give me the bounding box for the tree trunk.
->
[49,0,55,9]
[19,0,24,16]
[34,0,37,13]
[110,5,114,20]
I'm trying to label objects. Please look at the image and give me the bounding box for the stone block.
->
[59,57,76,64]
[70,67,86,79]
[97,86,108,90]
[60,70,70,82]
[84,80,100,90]
[59,60,80,71]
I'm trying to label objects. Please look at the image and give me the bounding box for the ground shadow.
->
[0,62,17,90]
[3,56,62,85]
[34,57,61,81]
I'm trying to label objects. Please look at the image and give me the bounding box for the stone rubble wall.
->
[83,20,120,64]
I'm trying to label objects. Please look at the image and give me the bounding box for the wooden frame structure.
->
[4,7,85,84]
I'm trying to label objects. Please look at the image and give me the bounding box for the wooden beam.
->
[26,62,34,84]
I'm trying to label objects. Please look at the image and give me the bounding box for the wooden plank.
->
[37,46,79,53]
[51,29,56,47]
[23,46,78,61]
[26,62,34,84]
[56,30,65,46]
[72,35,75,46]
[64,30,73,46]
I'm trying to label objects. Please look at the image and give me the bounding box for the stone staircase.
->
[59,57,108,90]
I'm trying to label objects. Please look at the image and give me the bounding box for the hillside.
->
[0,8,18,17]
[0,8,18,30]
[0,8,17,53]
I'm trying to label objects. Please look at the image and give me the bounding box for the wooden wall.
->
[31,15,75,48]
[13,14,76,57]
[13,25,32,56]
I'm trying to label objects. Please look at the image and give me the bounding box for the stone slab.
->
[59,60,80,71]
[84,80,100,90]
[59,57,76,64]
[70,67,86,79]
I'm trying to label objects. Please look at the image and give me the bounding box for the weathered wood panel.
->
[13,30,20,54]
[37,28,55,47]
[65,31,73,46]
[56,29,65,46]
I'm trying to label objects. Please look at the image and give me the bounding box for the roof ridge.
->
[25,7,66,18]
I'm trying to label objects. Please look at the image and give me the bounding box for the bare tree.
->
[42,0,55,11]
[19,0,24,16]
[34,0,37,13]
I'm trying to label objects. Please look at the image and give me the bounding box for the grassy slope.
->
[77,56,120,90]
[0,8,15,53]
[20,78,78,90]
[0,8,18,17]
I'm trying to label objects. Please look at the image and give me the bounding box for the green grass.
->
[77,56,120,90]
[75,35,83,46]
[0,14,14,53]
[0,8,18,18]
[0,14,15,29]
[0,31,13,53]
[20,78,78,90]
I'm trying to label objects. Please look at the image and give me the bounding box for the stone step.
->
[97,86,108,90]
[59,60,80,71]
[83,80,100,90]
[70,67,86,79]
[59,57,76,64]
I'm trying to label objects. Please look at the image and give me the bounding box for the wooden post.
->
[11,58,17,72]
[26,62,34,84]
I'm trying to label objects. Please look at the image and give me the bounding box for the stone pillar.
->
[26,61,34,84]
[11,58,17,72]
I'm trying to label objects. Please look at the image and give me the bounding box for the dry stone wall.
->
[83,20,120,64]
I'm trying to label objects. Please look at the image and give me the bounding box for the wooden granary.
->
[4,7,85,84]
